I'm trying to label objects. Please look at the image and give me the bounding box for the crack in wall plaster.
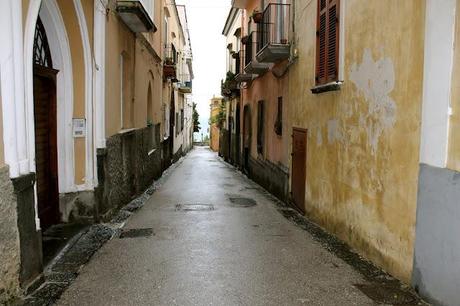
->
[349,49,397,155]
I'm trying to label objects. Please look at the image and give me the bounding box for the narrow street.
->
[55,147,394,305]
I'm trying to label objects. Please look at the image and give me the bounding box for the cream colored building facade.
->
[0,0,192,302]
[209,96,224,152]
[221,7,242,165]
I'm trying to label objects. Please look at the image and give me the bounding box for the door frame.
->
[33,64,60,229]
[291,127,307,214]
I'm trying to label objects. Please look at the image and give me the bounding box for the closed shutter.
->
[316,0,340,85]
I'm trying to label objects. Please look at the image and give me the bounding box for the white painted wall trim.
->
[420,0,456,168]
[40,0,76,194]
[94,0,107,149]
[24,0,42,175]
[73,0,95,189]
[0,0,21,178]
[12,0,29,176]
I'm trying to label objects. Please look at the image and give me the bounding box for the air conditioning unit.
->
[117,0,157,33]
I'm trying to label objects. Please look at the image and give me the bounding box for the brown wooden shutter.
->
[316,0,340,85]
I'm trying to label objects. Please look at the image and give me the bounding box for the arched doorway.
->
[243,104,251,173]
[33,16,59,230]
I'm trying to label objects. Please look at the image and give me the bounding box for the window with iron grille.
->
[257,100,265,154]
[34,16,53,68]
[316,0,340,85]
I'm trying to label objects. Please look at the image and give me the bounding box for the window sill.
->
[311,81,343,94]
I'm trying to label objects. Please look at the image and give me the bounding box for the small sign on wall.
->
[73,118,86,138]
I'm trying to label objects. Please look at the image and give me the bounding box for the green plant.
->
[192,103,201,133]
[221,71,239,98]
[211,102,226,130]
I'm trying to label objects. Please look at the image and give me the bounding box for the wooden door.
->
[34,67,59,230]
[291,128,307,213]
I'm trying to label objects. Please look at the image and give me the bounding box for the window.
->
[34,17,53,68]
[147,82,155,150]
[180,109,184,131]
[275,96,282,136]
[120,51,133,129]
[257,100,265,154]
[315,0,340,85]
[163,15,169,47]
[147,82,153,125]
[176,112,179,135]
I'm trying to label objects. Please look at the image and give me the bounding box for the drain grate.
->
[119,228,154,239]
[229,197,257,207]
[175,204,215,211]
[354,283,417,305]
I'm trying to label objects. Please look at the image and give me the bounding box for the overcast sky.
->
[176,0,230,140]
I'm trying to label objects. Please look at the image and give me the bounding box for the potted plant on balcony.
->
[231,51,239,59]
[221,71,239,98]
[280,38,288,44]
[251,10,263,23]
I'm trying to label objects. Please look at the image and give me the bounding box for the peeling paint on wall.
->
[327,119,341,144]
[350,49,397,155]
[316,126,323,146]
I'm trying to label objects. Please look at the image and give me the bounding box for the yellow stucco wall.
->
[56,1,87,185]
[105,8,135,135]
[288,0,425,282]
[22,0,30,27]
[448,0,460,172]
[105,2,163,138]
[210,98,222,152]
[82,0,94,51]
[134,39,163,130]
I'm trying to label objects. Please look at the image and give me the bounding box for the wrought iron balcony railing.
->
[163,43,178,80]
[164,43,178,66]
[179,74,192,93]
[256,3,291,63]
[244,31,270,75]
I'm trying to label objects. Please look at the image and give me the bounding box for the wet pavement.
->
[56,147,424,306]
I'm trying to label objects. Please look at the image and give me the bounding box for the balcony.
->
[244,32,270,75]
[179,74,192,94]
[234,49,256,83]
[221,71,239,98]
[116,0,157,33]
[163,44,178,81]
[256,3,291,63]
